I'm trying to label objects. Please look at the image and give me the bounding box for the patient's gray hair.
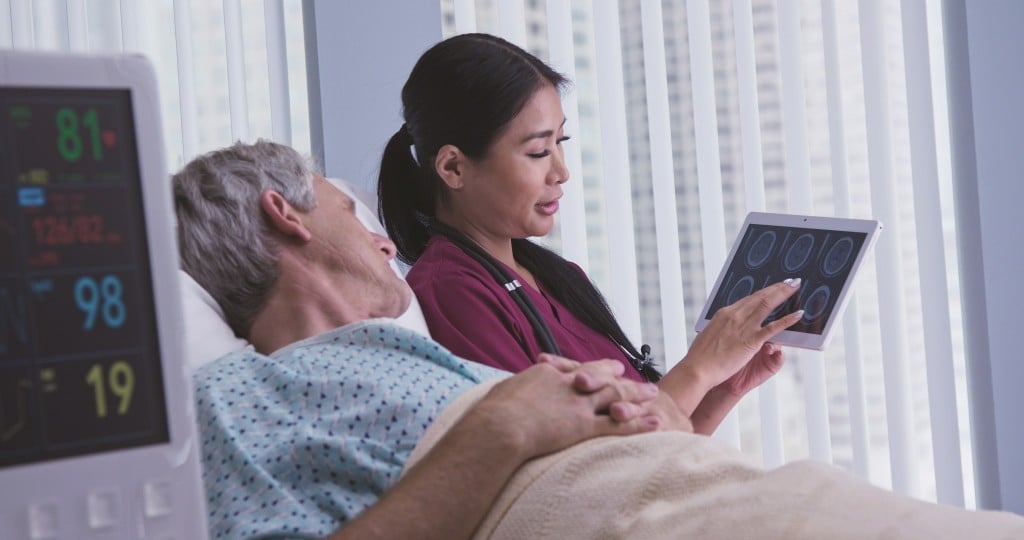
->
[172,140,317,338]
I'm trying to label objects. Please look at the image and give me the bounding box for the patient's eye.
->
[557,135,571,144]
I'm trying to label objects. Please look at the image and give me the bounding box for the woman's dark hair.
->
[378,32,568,263]
[378,33,660,381]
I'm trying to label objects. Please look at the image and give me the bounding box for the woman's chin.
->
[527,219,556,238]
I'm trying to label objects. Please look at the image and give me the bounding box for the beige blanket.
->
[404,379,1024,539]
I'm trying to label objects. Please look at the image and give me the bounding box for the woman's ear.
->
[435,144,467,190]
[260,190,312,242]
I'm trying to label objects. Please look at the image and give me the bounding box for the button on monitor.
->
[87,489,118,529]
[27,501,59,539]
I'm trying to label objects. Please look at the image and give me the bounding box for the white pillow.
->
[180,269,251,365]
[180,177,430,373]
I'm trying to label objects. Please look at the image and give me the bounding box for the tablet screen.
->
[697,213,881,350]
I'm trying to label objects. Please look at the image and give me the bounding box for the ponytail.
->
[378,124,434,265]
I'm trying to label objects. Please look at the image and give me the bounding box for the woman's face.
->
[445,84,570,244]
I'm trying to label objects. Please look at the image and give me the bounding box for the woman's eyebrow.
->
[519,117,568,144]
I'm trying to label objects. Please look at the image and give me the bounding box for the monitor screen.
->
[0,87,169,468]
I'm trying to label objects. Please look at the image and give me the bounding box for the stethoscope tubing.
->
[428,221,562,356]
[427,220,661,382]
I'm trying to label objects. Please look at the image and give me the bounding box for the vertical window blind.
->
[440,0,971,508]
[0,0,310,171]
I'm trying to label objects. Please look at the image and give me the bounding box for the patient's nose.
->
[374,233,397,260]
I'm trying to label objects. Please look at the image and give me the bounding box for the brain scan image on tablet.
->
[697,213,882,350]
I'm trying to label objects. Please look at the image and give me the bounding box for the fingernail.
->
[784,277,801,288]
[793,309,805,317]
[643,417,660,428]
[642,383,659,396]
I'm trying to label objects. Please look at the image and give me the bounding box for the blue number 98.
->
[74,275,126,330]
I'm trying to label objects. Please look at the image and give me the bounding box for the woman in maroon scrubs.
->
[377,33,802,434]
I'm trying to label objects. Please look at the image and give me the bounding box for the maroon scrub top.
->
[407,235,644,382]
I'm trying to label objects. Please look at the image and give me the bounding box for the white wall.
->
[944,0,1024,513]
[303,0,441,192]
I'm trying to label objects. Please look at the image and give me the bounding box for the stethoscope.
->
[428,220,562,356]
[428,220,660,382]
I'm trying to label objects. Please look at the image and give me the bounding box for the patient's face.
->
[446,84,569,243]
[306,177,412,318]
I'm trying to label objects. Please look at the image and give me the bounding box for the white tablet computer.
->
[0,51,207,538]
[695,212,882,350]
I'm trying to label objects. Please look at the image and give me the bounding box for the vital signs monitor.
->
[0,51,207,538]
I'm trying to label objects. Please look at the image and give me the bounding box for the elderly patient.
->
[175,139,690,539]
[176,141,1024,540]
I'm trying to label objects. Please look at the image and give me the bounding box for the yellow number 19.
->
[85,361,135,418]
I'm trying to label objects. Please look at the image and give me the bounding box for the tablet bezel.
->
[695,212,882,350]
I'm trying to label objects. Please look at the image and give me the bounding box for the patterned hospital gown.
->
[193,319,507,539]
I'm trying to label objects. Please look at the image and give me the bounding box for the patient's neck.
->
[248,259,363,356]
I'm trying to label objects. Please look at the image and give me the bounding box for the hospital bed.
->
[174,180,1024,540]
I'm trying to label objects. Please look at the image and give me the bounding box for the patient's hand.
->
[609,392,694,433]
[540,354,694,433]
[473,355,661,460]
